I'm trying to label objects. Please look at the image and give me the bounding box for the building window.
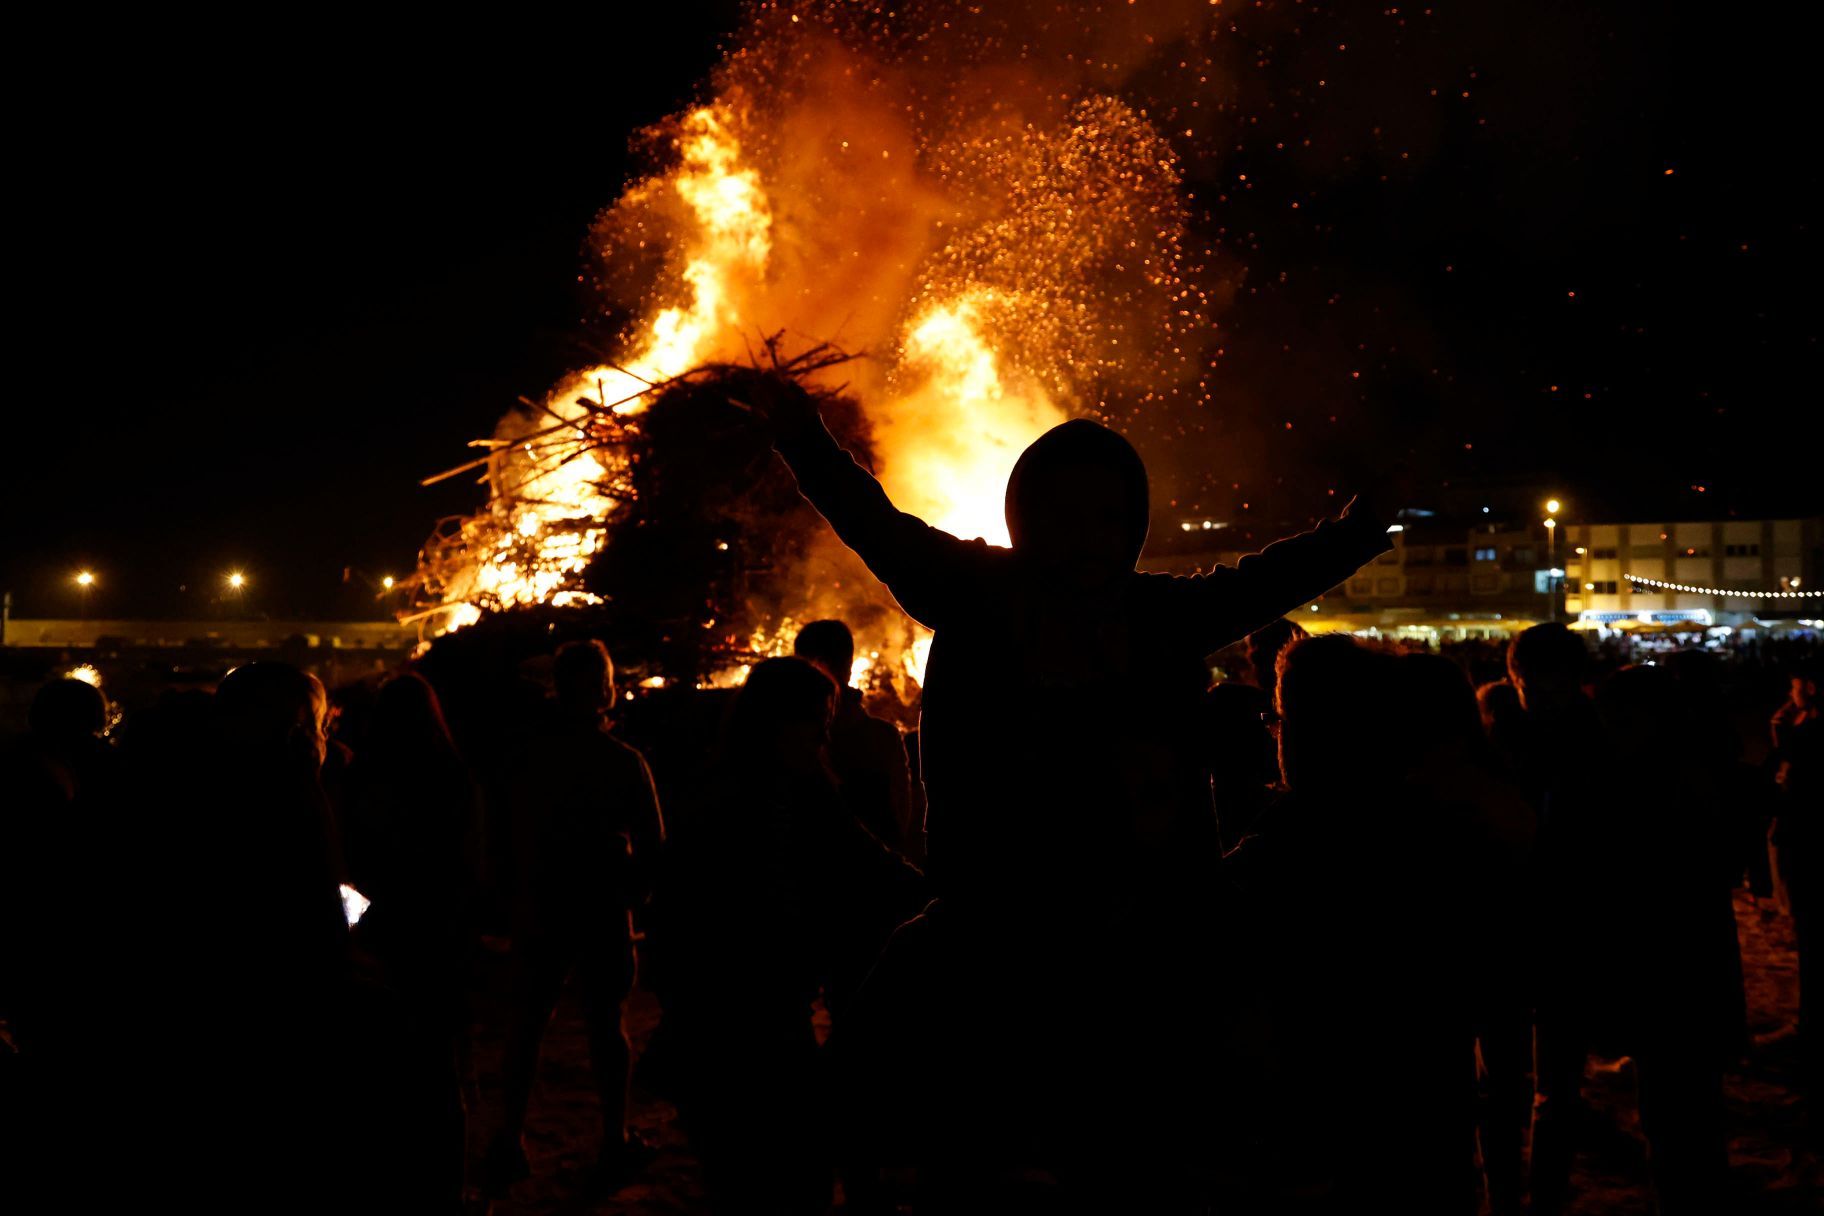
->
[1473,547,1498,562]
[1632,544,1663,558]
[1725,543,1760,557]
[1592,547,1618,559]
[1585,580,1619,595]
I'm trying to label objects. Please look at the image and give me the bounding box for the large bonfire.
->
[408,2,1215,692]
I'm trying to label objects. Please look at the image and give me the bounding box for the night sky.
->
[10,3,1815,619]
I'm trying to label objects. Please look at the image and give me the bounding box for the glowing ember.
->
[338,883,370,928]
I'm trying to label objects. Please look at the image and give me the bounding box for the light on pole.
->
[1543,497,1564,623]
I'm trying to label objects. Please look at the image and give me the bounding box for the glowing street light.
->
[227,571,247,590]
[381,575,396,590]
[1542,497,1565,623]
[75,571,95,587]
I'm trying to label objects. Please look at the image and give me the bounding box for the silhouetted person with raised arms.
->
[483,639,665,1196]
[734,373,1392,1208]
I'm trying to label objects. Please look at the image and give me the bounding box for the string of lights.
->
[1624,574,1820,599]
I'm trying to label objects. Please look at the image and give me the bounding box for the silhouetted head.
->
[1662,647,1721,692]
[1506,623,1588,715]
[1476,679,1524,736]
[1246,617,1309,689]
[1596,664,1688,754]
[29,678,108,749]
[554,639,615,713]
[1398,652,1485,764]
[367,671,457,760]
[216,661,325,767]
[1275,634,1395,793]
[793,619,855,687]
[726,657,836,777]
[1004,418,1149,589]
[1790,661,1820,711]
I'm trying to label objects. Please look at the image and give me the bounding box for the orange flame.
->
[426,31,1203,693]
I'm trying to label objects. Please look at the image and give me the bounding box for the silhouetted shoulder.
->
[603,732,656,780]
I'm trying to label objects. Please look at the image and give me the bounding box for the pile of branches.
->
[404,336,874,678]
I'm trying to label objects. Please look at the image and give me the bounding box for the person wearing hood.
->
[734,373,1392,1208]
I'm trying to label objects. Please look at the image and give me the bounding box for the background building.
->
[1142,506,1824,646]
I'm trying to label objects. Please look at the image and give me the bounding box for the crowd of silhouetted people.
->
[3,619,1817,1214]
[3,394,1820,1213]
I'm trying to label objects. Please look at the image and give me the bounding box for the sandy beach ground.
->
[466,892,1821,1214]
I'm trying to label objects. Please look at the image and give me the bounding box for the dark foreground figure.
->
[485,640,666,1193]
[736,374,1391,1211]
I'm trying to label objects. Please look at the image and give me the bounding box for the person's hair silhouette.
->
[554,638,615,711]
[28,678,108,747]
[793,618,856,684]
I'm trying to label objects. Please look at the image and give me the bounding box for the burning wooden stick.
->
[408,333,865,627]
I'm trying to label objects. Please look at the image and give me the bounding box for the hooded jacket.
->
[776,414,1390,930]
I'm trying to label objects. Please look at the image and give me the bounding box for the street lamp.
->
[1543,497,1564,623]
[227,571,246,590]
[381,575,395,590]
[75,570,95,619]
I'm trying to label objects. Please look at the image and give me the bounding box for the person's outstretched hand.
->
[725,368,821,438]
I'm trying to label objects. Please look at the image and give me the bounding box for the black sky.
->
[9,2,1816,618]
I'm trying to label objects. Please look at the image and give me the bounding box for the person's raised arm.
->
[737,372,997,628]
[1152,494,1393,654]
